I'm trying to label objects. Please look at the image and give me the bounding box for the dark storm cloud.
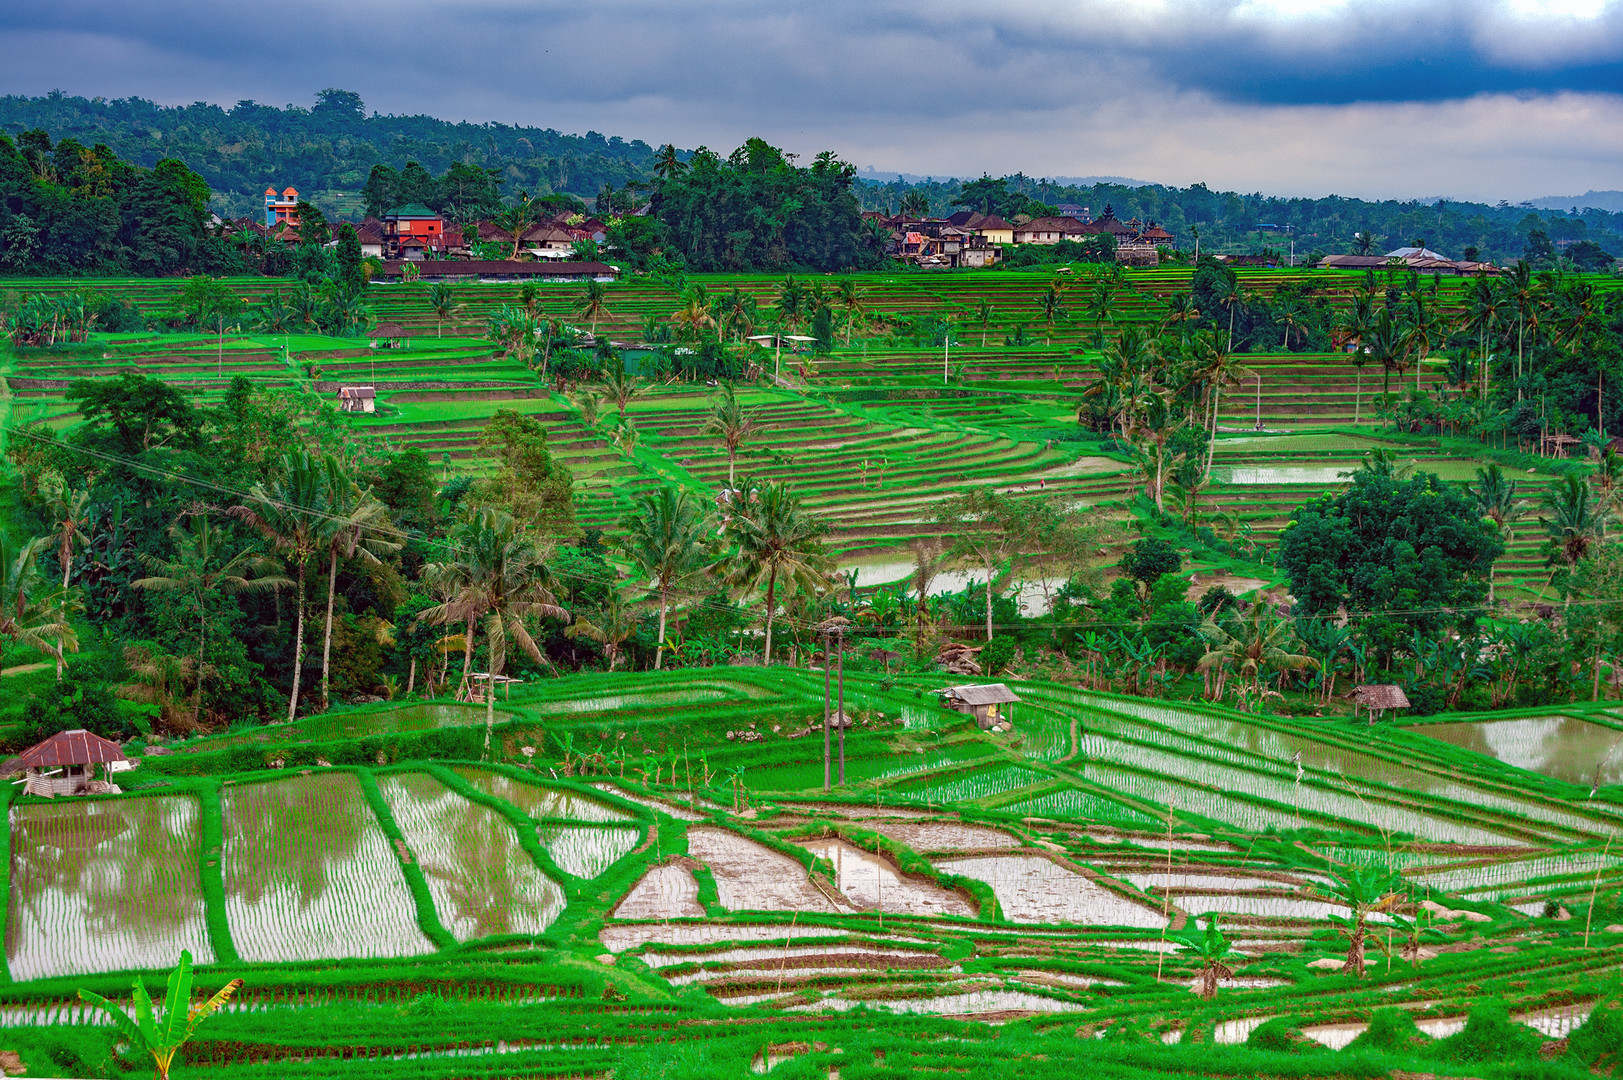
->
[0,1,1619,201]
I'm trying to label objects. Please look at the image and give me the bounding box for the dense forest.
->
[0,89,659,215]
[858,174,1623,267]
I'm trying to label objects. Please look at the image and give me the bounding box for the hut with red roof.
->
[4,730,130,797]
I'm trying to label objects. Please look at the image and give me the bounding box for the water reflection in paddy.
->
[1407,715,1623,786]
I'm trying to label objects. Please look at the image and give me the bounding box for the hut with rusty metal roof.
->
[936,683,1021,730]
[5,730,129,797]
[1351,684,1410,725]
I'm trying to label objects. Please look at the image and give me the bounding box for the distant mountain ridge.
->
[1524,191,1623,213]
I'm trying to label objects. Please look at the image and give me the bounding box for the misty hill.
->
[1524,191,1623,214]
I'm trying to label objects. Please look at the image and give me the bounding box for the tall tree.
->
[0,534,75,675]
[315,460,400,711]
[1471,464,1523,603]
[933,489,1035,643]
[702,382,764,488]
[131,512,287,724]
[577,279,611,337]
[231,450,331,721]
[421,508,569,755]
[723,479,831,665]
[620,486,717,669]
[427,283,465,338]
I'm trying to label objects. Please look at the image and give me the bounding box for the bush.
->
[1433,1001,1545,1063]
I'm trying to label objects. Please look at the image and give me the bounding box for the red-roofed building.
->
[4,729,130,797]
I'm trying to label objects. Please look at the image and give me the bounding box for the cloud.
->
[0,0,1619,201]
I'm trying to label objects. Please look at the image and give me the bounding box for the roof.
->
[384,204,440,219]
[9,730,128,771]
[1017,216,1098,236]
[1352,684,1410,709]
[338,385,377,399]
[937,683,1021,706]
[374,321,410,337]
[1387,245,1445,260]
[376,259,617,279]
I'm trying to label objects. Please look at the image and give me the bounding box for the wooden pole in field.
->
[837,628,847,786]
[823,630,832,791]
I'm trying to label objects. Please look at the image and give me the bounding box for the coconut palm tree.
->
[620,486,717,670]
[1366,307,1410,396]
[131,512,289,723]
[577,279,611,338]
[702,382,764,488]
[775,276,807,333]
[1541,474,1611,592]
[315,461,400,711]
[1039,281,1065,345]
[1353,230,1377,255]
[494,193,539,259]
[602,358,642,418]
[1501,260,1542,397]
[565,587,638,671]
[0,534,75,674]
[1471,464,1523,602]
[1196,601,1317,706]
[1214,276,1244,351]
[723,479,832,665]
[420,508,569,756]
[231,449,332,721]
[1461,275,1505,400]
[670,285,715,341]
[653,143,687,180]
[1337,292,1376,422]
[427,283,465,338]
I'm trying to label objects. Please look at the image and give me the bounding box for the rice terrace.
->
[0,71,1622,1080]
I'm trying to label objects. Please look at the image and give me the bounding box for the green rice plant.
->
[220,772,435,963]
[9,795,214,982]
[376,772,565,941]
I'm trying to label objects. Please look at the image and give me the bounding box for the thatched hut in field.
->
[4,730,129,797]
[1351,684,1410,725]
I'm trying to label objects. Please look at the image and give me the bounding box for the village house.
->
[374,259,619,284]
[382,204,449,259]
[336,386,378,413]
[264,186,300,227]
[936,684,1021,731]
[1012,216,1098,244]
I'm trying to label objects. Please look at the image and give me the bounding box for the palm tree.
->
[0,534,75,674]
[315,461,399,711]
[231,450,331,721]
[1274,296,1304,349]
[620,487,716,670]
[724,479,831,665]
[775,276,807,333]
[1366,307,1410,396]
[1337,292,1375,422]
[974,300,995,347]
[702,382,764,488]
[1541,474,1610,591]
[79,950,242,1080]
[577,280,611,338]
[1176,917,1240,999]
[1403,292,1442,392]
[1471,464,1523,602]
[670,285,715,341]
[1185,332,1253,476]
[1502,260,1540,398]
[565,588,638,671]
[44,479,92,591]
[427,283,466,338]
[1039,281,1065,346]
[652,144,687,180]
[421,508,569,756]
[834,279,869,344]
[131,513,288,723]
[1196,601,1317,706]
[1462,275,1505,401]
[1161,290,1200,336]
[602,360,642,418]
[1215,276,1243,351]
[1353,230,1377,255]
[494,193,539,259]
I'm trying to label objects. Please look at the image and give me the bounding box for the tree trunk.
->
[287,564,307,722]
[1594,640,1604,702]
[1344,922,1366,978]
[483,627,497,760]
[1205,387,1221,477]
[1354,367,1361,424]
[763,568,777,665]
[320,548,339,713]
[984,572,994,643]
[406,657,416,696]
[655,590,669,670]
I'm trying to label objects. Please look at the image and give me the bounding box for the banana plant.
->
[1321,867,1406,977]
[79,950,242,1080]
[1174,916,1239,1000]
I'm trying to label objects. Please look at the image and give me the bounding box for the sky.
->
[1,0,1621,203]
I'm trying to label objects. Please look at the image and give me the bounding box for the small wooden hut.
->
[1351,684,1410,725]
[5,730,129,797]
[936,684,1021,730]
[371,322,411,349]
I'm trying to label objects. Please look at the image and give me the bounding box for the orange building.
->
[382,204,446,258]
[265,186,301,227]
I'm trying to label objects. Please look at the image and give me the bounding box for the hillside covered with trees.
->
[0,89,659,214]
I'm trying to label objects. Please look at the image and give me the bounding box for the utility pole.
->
[943,333,950,386]
[822,629,832,791]
[836,626,847,786]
